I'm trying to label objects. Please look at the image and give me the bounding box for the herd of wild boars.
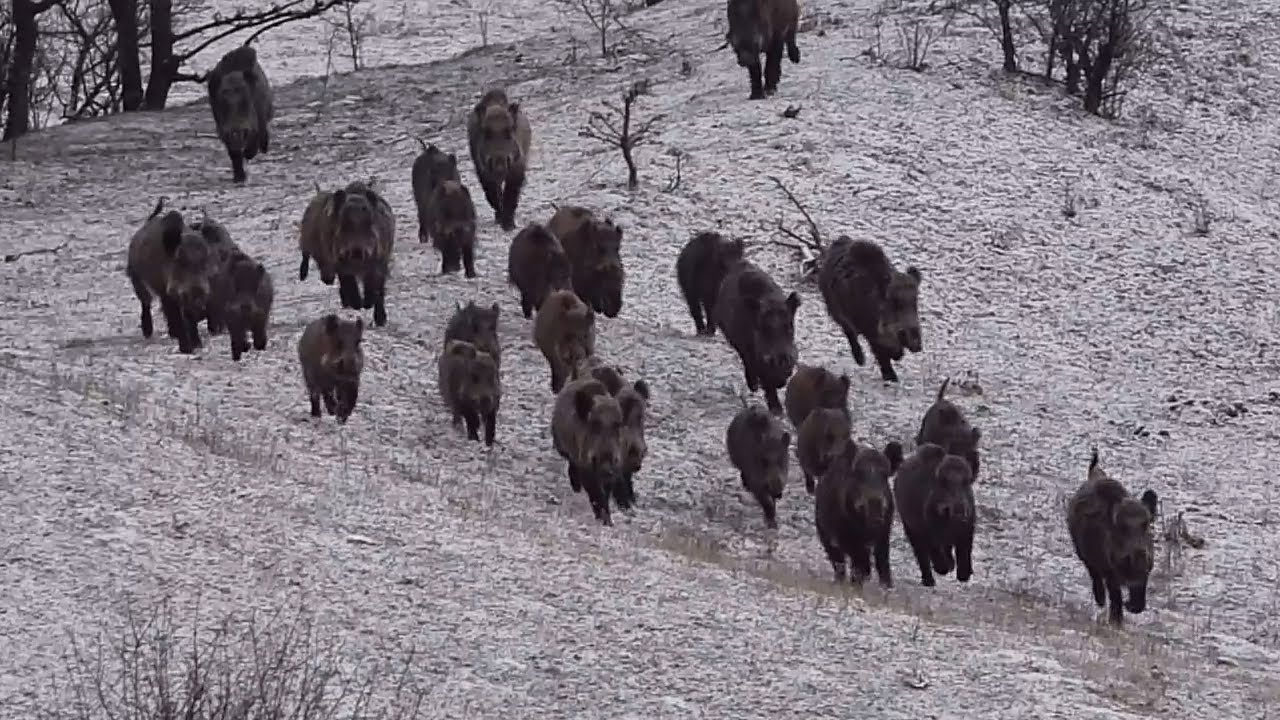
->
[111,21,1168,628]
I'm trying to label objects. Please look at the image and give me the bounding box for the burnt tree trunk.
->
[108,0,144,111]
[143,0,175,110]
[4,0,58,140]
[1082,40,1114,113]
[997,0,1017,72]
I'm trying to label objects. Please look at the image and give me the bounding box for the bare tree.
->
[579,79,664,190]
[945,0,1024,72]
[4,0,61,140]
[554,0,623,57]
[454,0,495,47]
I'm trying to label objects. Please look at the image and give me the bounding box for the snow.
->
[2,0,1279,717]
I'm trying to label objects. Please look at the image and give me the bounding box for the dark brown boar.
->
[507,223,573,318]
[126,207,216,354]
[1066,449,1160,625]
[893,443,976,588]
[796,407,852,495]
[726,403,792,529]
[533,289,596,393]
[444,300,501,367]
[715,259,801,415]
[298,181,396,327]
[724,0,801,100]
[206,44,274,183]
[547,205,625,318]
[428,180,479,277]
[209,250,274,361]
[187,215,243,337]
[818,235,923,383]
[783,363,851,429]
[438,339,501,446]
[296,314,365,423]
[675,231,745,336]
[916,377,982,479]
[467,88,533,230]
[570,355,650,511]
[814,440,904,587]
[410,140,461,243]
[551,376,626,526]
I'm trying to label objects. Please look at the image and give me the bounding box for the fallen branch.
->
[5,240,69,262]
[766,175,825,257]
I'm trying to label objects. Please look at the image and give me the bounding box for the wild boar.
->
[438,339,501,446]
[818,235,923,383]
[428,180,479,277]
[547,205,625,318]
[783,363,851,429]
[724,0,801,100]
[296,314,365,423]
[533,289,596,393]
[675,231,745,336]
[893,443,976,588]
[467,88,532,231]
[209,250,274,361]
[726,403,792,529]
[796,406,852,495]
[551,376,626,526]
[916,377,982,479]
[298,180,396,327]
[443,300,501,367]
[126,206,215,354]
[507,222,573,318]
[187,215,244,336]
[410,139,461,243]
[1066,449,1160,625]
[815,440,904,587]
[206,44,274,183]
[715,259,801,415]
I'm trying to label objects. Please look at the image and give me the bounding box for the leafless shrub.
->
[1061,179,1078,218]
[553,0,623,57]
[875,0,956,72]
[453,0,495,47]
[579,79,664,190]
[324,0,372,70]
[1190,194,1211,236]
[662,147,683,193]
[41,596,429,720]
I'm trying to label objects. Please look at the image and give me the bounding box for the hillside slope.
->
[1,0,1278,717]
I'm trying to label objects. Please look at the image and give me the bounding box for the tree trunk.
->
[4,0,58,140]
[997,1,1017,73]
[108,0,144,111]
[143,0,175,110]
[1083,41,1114,114]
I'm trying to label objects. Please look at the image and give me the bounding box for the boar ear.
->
[255,262,267,280]
[785,291,802,314]
[614,223,623,238]
[323,313,340,335]
[839,373,851,393]
[906,266,922,283]
[884,441,905,473]
[507,102,521,117]
[447,153,457,166]
[1139,489,1159,518]
[331,190,347,214]
[971,427,982,444]
[632,379,650,402]
[572,387,595,421]
[489,302,500,317]
[364,188,382,208]
[160,211,185,255]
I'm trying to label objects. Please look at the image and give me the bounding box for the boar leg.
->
[549,362,565,394]
[476,174,502,218]
[482,410,497,447]
[582,473,612,526]
[298,254,310,281]
[227,149,247,184]
[337,274,363,309]
[930,543,955,575]
[1105,577,1126,625]
[364,272,387,327]
[734,350,760,391]
[867,340,900,383]
[461,407,481,442]
[785,29,801,63]
[746,62,765,100]
[498,168,525,232]
[1086,567,1106,607]
[259,127,270,154]
[322,391,338,416]
[873,530,894,588]
[308,391,322,418]
[803,470,816,495]
[954,528,975,583]
[462,244,477,280]
[227,319,250,362]
[335,383,358,424]
[128,271,154,338]
[567,464,583,493]
[847,542,872,585]
[439,247,457,275]
[519,293,534,319]
[1124,583,1148,615]
[762,386,784,416]
[841,325,866,366]
[763,38,783,95]
[817,527,847,582]
[700,299,718,335]
[903,526,936,587]
[613,474,635,511]
[685,297,706,335]
[250,316,268,351]
[159,295,182,340]
[754,488,778,529]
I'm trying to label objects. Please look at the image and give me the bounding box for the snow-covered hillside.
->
[1,0,1277,717]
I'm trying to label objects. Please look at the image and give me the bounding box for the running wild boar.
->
[126,204,215,354]
[916,377,982,479]
[410,139,461,242]
[724,0,801,100]
[297,314,365,424]
[438,339,501,446]
[206,44,274,183]
[715,259,801,415]
[467,88,532,230]
[551,376,626,526]
[783,363,851,429]
[547,205,625,318]
[444,300,502,366]
[298,180,396,327]
[1066,449,1160,625]
[818,235,922,383]
[533,289,596,393]
[428,180,479,277]
[796,406,852,494]
[726,403,792,529]
[209,249,275,361]
[188,215,243,336]
[815,440,903,587]
[675,231,745,336]
[893,443,976,587]
[507,222,573,318]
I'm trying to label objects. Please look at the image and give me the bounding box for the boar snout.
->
[901,327,923,353]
